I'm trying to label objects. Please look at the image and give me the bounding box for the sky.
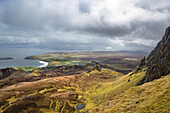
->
[0,0,169,51]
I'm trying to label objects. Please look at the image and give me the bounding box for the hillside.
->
[89,74,170,113]
[0,27,169,113]
[87,26,170,113]
[0,67,123,113]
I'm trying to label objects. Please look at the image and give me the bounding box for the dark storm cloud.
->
[0,0,169,51]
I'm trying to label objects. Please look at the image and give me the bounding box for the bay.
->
[0,48,56,69]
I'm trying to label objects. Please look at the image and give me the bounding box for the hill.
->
[87,26,170,112]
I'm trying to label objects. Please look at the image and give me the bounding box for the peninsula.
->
[0,57,13,60]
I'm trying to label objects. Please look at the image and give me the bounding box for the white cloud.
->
[105,46,112,50]
[109,38,126,47]
[0,0,169,51]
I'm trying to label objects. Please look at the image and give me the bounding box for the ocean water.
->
[0,48,56,69]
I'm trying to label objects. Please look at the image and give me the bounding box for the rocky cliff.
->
[138,26,170,85]
[0,68,16,80]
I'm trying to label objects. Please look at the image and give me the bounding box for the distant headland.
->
[0,57,13,60]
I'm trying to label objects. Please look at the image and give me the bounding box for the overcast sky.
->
[0,0,169,51]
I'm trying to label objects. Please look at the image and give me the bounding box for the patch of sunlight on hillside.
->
[107,74,170,113]
[81,68,147,112]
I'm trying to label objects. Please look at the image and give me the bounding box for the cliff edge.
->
[138,26,170,85]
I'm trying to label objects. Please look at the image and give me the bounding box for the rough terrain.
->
[0,27,169,113]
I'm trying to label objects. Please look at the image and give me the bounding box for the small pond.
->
[76,104,86,110]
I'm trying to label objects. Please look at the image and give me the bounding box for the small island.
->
[0,57,13,60]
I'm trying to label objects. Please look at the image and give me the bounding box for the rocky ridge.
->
[0,61,106,88]
[138,26,170,85]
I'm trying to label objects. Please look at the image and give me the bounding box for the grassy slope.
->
[1,64,169,113]
[0,68,123,113]
[0,66,148,113]
[14,67,43,72]
[79,67,147,112]
[107,74,170,113]
[87,73,170,113]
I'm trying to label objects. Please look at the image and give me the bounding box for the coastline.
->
[24,56,49,68]
[38,60,49,68]
[0,57,13,60]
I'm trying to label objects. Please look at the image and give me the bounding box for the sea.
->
[0,48,57,69]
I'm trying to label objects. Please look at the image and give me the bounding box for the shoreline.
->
[38,60,49,68]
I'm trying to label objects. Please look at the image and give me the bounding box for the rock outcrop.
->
[138,26,170,85]
[0,68,17,79]
[0,69,28,88]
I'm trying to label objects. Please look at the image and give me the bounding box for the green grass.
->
[106,74,170,113]
[14,67,44,72]
[78,67,147,112]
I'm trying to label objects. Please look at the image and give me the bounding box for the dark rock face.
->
[87,61,102,73]
[0,68,16,79]
[138,26,170,85]
[0,69,28,88]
